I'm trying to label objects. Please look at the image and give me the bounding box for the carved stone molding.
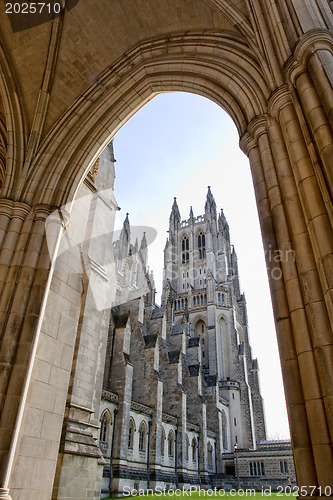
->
[268,85,292,119]
[239,131,257,156]
[294,28,333,67]
[247,114,268,143]
[284,29,333,85]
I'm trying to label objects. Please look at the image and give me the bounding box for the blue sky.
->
[113,92,290,439]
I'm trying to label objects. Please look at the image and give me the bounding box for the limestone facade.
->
[97,154,295,496]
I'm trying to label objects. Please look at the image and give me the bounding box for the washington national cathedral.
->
[1,1,333,498]
[98,144,294,496]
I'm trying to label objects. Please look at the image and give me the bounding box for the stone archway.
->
[0,2,332,499]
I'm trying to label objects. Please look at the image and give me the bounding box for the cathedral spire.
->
[218,208,230,239]
[170,197,180,220]
[140,231,147,251]
[123,213,130,240]
[189,206,194,222]
[169,197,181,235]
[119,213,131,260]
[205,186,217,218]
[139,232,148,268]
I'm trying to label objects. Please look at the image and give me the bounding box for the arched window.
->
[207,442,213,468]
[192,437,197,462]
[222,411,228,450]
[139,421,147,452]
[161,427,166,456]
[128,417,135,449]
[168,430,174,457]
[198,232,206,259]
[182,236,189,263]
[99,410,111,443]
[186,434,190,461]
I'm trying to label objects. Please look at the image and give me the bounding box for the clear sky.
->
[112,91,290,440]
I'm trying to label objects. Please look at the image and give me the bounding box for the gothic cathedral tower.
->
[163,187,266,449]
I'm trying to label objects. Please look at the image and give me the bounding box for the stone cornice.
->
[207,430,216,439]
[101,389,119,403]
[187,422,200,432]
[162,412,178,425]
[131,400,153,416]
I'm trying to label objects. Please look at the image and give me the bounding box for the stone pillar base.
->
[0,488,12,500]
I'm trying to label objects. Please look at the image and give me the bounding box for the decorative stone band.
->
[219,380,240,390]
[0,198,31,221]
[239,130,257,156]
[294,28,333,69]
[131,400,153,416]
[187,422,200,432]
[268,85,293,119]
[283,29,333,85]
[247,114,268,143]
[102,389,119,403]
[162,412,178,425]
[0,488,11,500]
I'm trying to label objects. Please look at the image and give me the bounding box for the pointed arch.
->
[138,420,148,452]
[222,410,228,451]
[186,434,190,461]
[0,43,25,198]
[192,437,197,462]
[218,314,231,379]
[24,31,269,207]
[194,318,209,370]
[128,417,136,449]
[99,409,112,443]
[161,426,166,456]
[168,430,175,457]
[181,233,190,264]
[207,441,213,468]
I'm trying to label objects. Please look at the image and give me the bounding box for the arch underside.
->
[15,31,269,208]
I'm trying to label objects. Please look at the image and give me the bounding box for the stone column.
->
[258,110,333,484]
[0,202,72,500]
[240,131,318,489]
[294,30,333,129]
[241,95,333,490]
[288,63,333,199]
